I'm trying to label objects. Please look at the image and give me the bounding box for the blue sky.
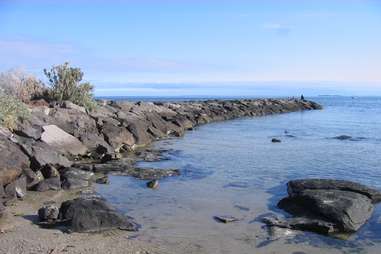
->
[1,0,381,96]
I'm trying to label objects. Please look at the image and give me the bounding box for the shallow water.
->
[98,96,381,254]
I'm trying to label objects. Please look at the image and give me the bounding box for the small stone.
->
[271,138,281,143]
[146,180,159,189]
[333,135,352,140]
[214,215,240,223]
[38,203,59,222]
[95,175,109,184]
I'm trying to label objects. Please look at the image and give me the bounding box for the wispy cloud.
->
[0,39,76,71]
[262,23,292,36]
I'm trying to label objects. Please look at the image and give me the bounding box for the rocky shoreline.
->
[0,98,322,232]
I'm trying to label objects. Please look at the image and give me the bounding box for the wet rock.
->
[271,138,282,143]
[214,215,240,223]
[333,135,352,140]
[146,179,159,189]
[224,182,249,189]
[287,179,381,203]
[35,177,61,192]
[41,125,88,156]
[122,167,180,180]
[262,214,335,235]
[136,149,168,162]
[95,175,109,184]
[58,196,139,233]
[278,182,376,233]
[38,202,60,223]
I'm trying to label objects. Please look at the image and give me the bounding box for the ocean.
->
[98,96,381,254]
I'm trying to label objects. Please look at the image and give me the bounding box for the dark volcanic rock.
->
[38,202,60,223]
[273,179,381,234]
[278,189,373,232]
[287,179,381,203]
[333,135,352,140]
[146,179,159,189]
[214,215,240,223]
[59,196,139,233]
[262,214,336,235]
[122,167,180,180]
[61,169,94,190]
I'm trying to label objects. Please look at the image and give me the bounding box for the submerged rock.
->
[124,167,180,180]
[214,215,240,223]
[58,196,139,233]
[146,179,159,189]
[333,135,352,140]
[262,214,335,235]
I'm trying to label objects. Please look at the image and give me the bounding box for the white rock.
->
[41,125,87,156]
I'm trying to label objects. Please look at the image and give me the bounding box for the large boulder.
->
[0,135,30,186]
[287,179,381,203]
[41,125,88,156]
[278,189,374,232]
[29,141,72,169]
[274,179,381,234]
[58,196,139,233]
[102,121,135,151]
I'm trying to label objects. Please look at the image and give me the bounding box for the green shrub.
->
[0,69,46,103]
[0,90,30,130]
[44,62,96,110]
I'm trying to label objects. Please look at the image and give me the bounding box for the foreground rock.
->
[287,179,381,203]
[0,135,29,186]
[57,196,139,233]
[270,179,381,235]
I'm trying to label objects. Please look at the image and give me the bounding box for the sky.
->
[0,0,381,96]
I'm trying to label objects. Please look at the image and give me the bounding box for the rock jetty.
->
[0,98,321,220]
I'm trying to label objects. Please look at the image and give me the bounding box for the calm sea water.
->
[98,96,381,254]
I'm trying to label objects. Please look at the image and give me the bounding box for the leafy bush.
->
[0,90,30,130]
[0,69,46,103]
[44,62,96,110]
